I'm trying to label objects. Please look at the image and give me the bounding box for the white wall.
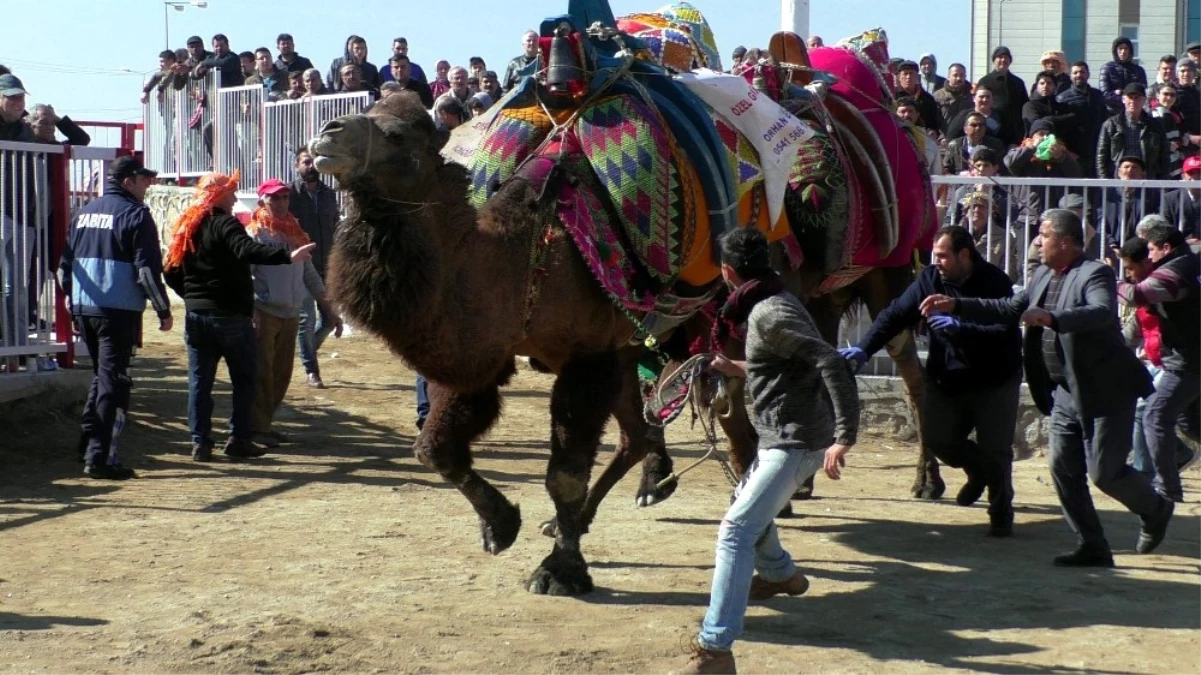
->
[972,0,1064,82]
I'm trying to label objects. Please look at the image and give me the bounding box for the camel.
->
[306,16,941,597]
[307,95,939,598]
[310,94,682,594]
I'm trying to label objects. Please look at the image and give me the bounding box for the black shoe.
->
[84,463,136,480]
[956,479,986,507]
[1053,546,1114,568]
[224,438,266,460]
[192,442,213,462]
[1136,500,1174,555]
[415,416,426,431]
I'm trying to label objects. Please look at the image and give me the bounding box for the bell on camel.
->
[546,28,586,95]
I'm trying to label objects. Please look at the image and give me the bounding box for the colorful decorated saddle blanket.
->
[468,95,711,317]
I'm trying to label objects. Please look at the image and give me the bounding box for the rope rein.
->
[643,353,739,489]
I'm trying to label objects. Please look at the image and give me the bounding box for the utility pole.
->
[781,0,811,38]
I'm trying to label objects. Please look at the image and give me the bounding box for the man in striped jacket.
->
[1117,220,1200,503]
[58,157,173,480]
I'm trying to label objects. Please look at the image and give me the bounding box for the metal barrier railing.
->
[837,175,1193,377]
[262,92,372,187]
[74,121,142,153]
[214,85,265,194]
[0,140,70,373]
[142,71,221,180]
[66,147,124,220]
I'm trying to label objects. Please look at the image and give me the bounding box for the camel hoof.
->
[525,550,593,596]
[911,478,946,501]
[636,466,677,507]
[479,502,522,555]
[539,518,559,538]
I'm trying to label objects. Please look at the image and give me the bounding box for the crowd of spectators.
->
[136,30,542,131]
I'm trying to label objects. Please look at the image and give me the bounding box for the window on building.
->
[1120,24,1140,61]
[1188,0,1200,44]
[1061,0,1087,64]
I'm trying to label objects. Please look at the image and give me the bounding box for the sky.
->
[1,0,969,141]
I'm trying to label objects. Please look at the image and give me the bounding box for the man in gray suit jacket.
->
[921,209,1175,567]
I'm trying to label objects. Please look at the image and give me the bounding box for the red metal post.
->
[48,147,74,368]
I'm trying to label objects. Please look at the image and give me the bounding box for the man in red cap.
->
[245,179,341,447]
[1162,155,1201,242]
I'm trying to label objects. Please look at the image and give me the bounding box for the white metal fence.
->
[0,141,65,373]
[142,71,220,180]
[214,85,266,194]
[262,92,373,186]
[838,175,1194,376]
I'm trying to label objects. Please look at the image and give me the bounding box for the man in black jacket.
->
[1056,62,1109,177]
[1096,83,1169,179]
[975,46,1028,149]
[1161,155,1201,239]
[59,157,172,480]
[290,150,342,388]
[274,33,314,74]
[192,34,244,87]
[163,172,314,461]
[895,60,942,135]
[921,209,1174,567]
[1118,223,1200,504]
[841,226,1022,536]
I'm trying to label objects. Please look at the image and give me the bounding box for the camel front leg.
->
[527,351,621,596]
[413,374,521,555]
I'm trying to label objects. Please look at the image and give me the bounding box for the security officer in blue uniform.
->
[58,156,173,479]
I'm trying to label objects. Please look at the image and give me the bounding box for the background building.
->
[970,0,1200,80]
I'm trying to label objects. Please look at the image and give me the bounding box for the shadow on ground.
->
[584,509,1200,674]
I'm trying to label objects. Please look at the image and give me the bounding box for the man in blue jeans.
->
[163,171,314,461]
[289,149,341,388]
[677,228,860,675]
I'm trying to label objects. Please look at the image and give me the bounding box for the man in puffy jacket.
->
[58,157,173,480]
[1100,37,1148,113]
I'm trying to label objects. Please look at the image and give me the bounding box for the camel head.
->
[308,92,440,198]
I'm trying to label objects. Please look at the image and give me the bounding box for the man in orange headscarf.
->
[246,178,341,448]
[163,170,315,462]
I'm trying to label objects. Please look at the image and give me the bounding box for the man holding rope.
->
[677,228,860,675]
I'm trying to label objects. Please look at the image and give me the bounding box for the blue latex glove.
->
[927,314,961,335]
[838,347,869,373]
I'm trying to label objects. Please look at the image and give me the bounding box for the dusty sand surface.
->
[1,322,1198,674]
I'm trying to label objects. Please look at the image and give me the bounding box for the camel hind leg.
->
[413,364,521,555]
[539,346,672,539]
[527,350,621,596]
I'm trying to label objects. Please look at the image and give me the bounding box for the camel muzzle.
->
[308,119,358,177]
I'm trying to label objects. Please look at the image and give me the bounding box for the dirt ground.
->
[1,321,1198,674]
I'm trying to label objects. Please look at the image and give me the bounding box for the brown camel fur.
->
[309,94,941,593]
[309,94,675,595]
